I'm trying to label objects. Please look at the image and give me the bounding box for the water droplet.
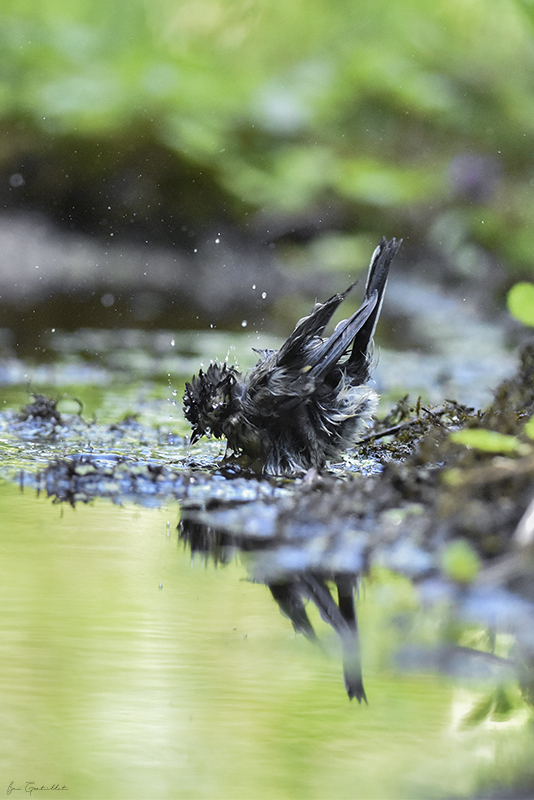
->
[101,293,114,307]
[261,292,267,299]
[241,320,247,328]
[10,173,25,188]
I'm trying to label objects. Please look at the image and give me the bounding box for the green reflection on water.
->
[0,480,532,800]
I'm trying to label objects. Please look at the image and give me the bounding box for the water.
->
[1,480,532,799]
[0,295,529,799]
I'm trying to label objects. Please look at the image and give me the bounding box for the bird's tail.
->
[349,236,402,370]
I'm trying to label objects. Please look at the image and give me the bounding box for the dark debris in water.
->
[17,393,64,425]
[30,456,283,509]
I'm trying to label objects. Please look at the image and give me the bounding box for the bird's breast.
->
[223,413,264,458]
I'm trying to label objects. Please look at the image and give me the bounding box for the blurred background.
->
[2,0,534,349]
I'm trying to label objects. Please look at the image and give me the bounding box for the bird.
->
[183,236,401,476]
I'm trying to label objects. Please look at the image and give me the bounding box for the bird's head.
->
[183,361,239,443]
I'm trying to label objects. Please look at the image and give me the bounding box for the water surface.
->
[1,480,531,799]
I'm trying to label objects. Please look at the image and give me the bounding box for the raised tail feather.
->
[349,236,402,370]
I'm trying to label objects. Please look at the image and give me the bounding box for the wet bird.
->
[183,236,401,476]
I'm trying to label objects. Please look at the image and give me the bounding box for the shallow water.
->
[1,480,532,800]
[0,289,530,799]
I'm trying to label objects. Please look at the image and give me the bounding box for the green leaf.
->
[525,416,534,440]
[441,539,481,584]
[450,429,527,454]
[507,282,534,328]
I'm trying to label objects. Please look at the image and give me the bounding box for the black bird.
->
[183,236,401,476]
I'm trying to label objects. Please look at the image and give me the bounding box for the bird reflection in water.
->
[179,517,367,703]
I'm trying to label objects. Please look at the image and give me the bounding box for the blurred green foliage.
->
[450,428,530,455]
[3,0,534,272]
[440,538,481,584]
[508,281,534,326]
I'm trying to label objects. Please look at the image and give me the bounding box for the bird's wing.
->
[302,291,379,381]
[295,237,401,382]
[275,285,355,368]
[275,237,401,380]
